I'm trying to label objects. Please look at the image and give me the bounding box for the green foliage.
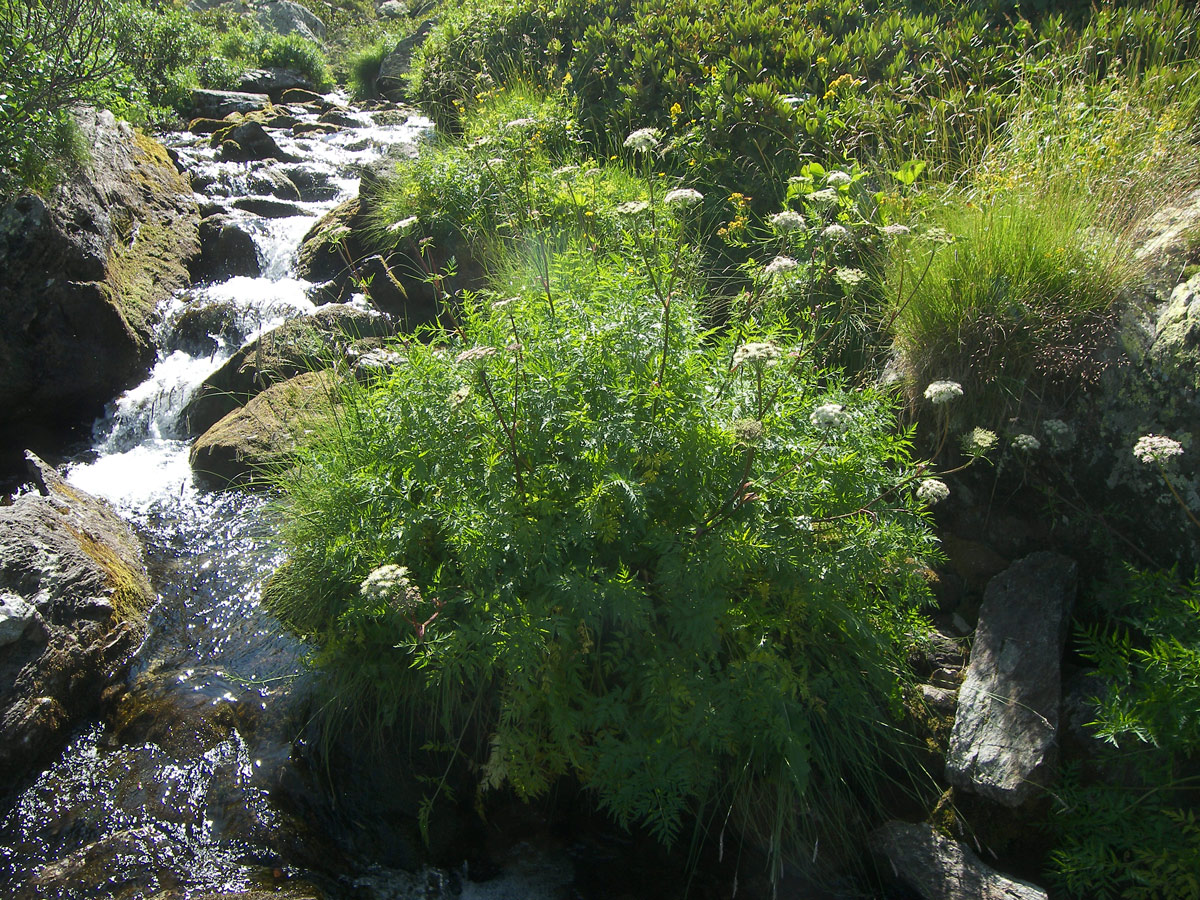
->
[0,0,122,192]
[1049,568,1200,899]
[269,94,939,877]
[886,176,1134,424]
[348,36,396,99]
[407,0,1200,198]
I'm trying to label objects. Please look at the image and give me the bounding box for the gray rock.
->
[376,20,436,101]
[231,197,310,218]
[256,0,326,42]
[378,0,406,17]
[238,67,315,100]
[872,821,1048,900]
[246,167,302,201]
[1149,272,1200,393]
[0,108,199,476]
[282,165,340,201]
[192,213,261,282]
[0,453,152,793]
[946,552,1077,806]
[219,121,293,162]
[1134,187,1200,292]
[190,89,271,119]
[0,591,38,647]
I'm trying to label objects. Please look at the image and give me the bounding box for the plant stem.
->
[1160,466,1200,530]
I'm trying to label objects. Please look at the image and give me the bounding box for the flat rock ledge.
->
[0,453,154,797]
[872,821,1048,900]
[946,552,1077,806]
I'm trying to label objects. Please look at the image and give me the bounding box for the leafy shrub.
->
[258,32,332,90]
[0,0,123,192]
[347,37,395,99]
[267,96,940,875]
[1049,567,1200,899]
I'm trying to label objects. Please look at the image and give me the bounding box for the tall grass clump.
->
[888,177,1136,423]
[267,98,941,875]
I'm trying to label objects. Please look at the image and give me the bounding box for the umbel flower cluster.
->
[1134,434,1184,465]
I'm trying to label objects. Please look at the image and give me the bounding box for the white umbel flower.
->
[623,127,660,153]
[769,210,806,232]
[764,255,799,278]
[822,223,850,241]
[732,341,781,368]
[923,380,963,405]
[1134,434,1184,464]
[810,402,851,432]
[664,187,703,207]
[826,170,852,187]
[916,479,950,505]
[1011,433,1041,452]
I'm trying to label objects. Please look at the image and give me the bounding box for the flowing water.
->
[0,98,580,900]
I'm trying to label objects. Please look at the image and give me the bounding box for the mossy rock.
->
[190,370,340,490]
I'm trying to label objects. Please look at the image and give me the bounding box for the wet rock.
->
[191,89,271,119]
[256,0,326,42]
[872,821,1048,900]
[357,253,440,329]
[192,213,261,282]
[189,116,239,135]
[0,108,199,475]
[296,197,368,284]
[946,552,1077,807]
[247,167,302,201]
[292,121,340,137]
[0,453,152,800]
[280,88,323,105]
[317,109,362,128]
[283,166,340,202]
[232,197,310,218]
[190,370,339,489]
[219,121,293,162]
[167,301,253,357]
[376,20,437,101]
[181,305,392,436]
[238,67,316,101]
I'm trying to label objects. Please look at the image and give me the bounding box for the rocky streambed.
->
[0,93,585,899]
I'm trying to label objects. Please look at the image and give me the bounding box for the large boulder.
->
[191,213,261,282]
[872,821,1048,900]
[255,0,326,42]
[189,370,338,489]
[190,89,271,119]
[218,121,293,163]
[181,305,392,436]
[0,453,153,799]
[946,552,1077,807]
[375,20,436,101]
[0,108,199,476]
[238,68,316,101]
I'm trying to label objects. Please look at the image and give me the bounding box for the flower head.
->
[387,215,419,236]
[361,564,411,602]
[834,267,867,290]
[923,380,963,405]
[916,479,950,505]
[826,170,852,187]
[456,346,497,365]
[624,127,661,153]
[616,199,650,216]
[810,402,851,432]
[552,164,580,178]
[881,223,911,238]
[808,188,838,205]
[664,187,703,208]
[822,223,850,241]
[504,117,536,130]
[1134,434,1184,465]
[732,341,781,369]
[1042,419,1074,451]
[962,427,998,455]
[1011,433,1041,452]
[769,210,806,233]
[922,226,956,245]
[449,385,471,408]
[764,255,799,278]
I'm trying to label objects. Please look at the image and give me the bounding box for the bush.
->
[267,98,940,877]
[1049,567,1200,899]
[0,0,122,192]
